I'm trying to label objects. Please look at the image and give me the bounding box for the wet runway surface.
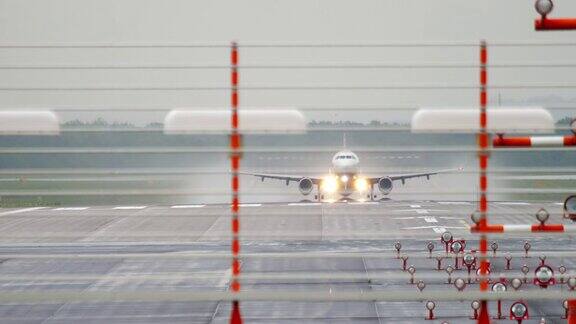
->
[0,200,573,323]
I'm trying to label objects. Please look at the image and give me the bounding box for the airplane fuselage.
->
[327,150,363,197]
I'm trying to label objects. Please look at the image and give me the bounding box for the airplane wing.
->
[240,172,322,184]
[369,167,463,184]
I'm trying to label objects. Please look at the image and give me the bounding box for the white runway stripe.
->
[438,201,472,205]
[113,206,147,210]
[348,202,379,205]
[495,202,531,206]
[170,205,205,209]
[0,207,45,216]
[433,227,446,233]
[53,207,89,211]
[238,204,262,207]
[423,216,438,223]
[288,203,321,206]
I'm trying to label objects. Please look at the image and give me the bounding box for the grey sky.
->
[0,0,575,124]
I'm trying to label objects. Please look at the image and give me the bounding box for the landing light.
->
[341,175,349,183]
[354,178,369,191]
[321,176,339,193]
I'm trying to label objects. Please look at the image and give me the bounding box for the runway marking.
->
[238,203,262,207]
[402,225,467,232]
[113,206,147,210]
[393,217,416,220]
[554,202,564,206]
[410,204,421,208]
[288,203,321,206]
[217,267,233,288]
[439,216,462,220]
[348,202,379,205]
[170,205,206,209]
[495,202,531,206]
[0,207,45,216]
[422,216,438,223]
[438,201,472,205]
[53,207,89,211]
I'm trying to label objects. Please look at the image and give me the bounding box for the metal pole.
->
[477,39,491,324]
[229,41,243,324]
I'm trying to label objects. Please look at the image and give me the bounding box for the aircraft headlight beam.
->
[354,178,369,192]
[340,175,349,183]
[321,176,339,193]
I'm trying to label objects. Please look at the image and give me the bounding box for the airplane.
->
[241,135,461,202]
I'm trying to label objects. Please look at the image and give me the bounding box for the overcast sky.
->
[0,0,576,124]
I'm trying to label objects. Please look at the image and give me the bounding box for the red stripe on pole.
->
[568,299,576,324]
[480,175,487,191]
[493,136,532,147]
[471,224,504,233]
[535,18,576,30]
[478,133,488,149]
[532,224,564,232]
[565,136,576,146]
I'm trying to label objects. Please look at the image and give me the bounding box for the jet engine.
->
[298,178,314,195]
[378,177,393,195]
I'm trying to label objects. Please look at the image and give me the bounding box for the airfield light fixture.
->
[454,278,466,291]
[394,241,402,257]
[539,255,547,265]
[426,242,435,257]
[505,253,513,270]
[567,277,576,290]
[450,241,463,254]
[490,241,499,255]
[417,280,426,292]
[440,231,453,253]
[510,301,529,322]
[535,0,554,18]
[470,210,482,225]
[511,278,523,291]
[425,301,436,320]
[535,208,550,224]
[492,282,507,319]
[408,265,416,284]
[534,265,555,288]
[523,241,532,257]
[558,265,567,283]
[563,195,576,221]
[471,300,480,319]
[521,264,530,283]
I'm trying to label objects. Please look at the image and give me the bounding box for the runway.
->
[0,200,572,323]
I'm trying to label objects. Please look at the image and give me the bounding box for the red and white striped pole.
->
[471,223,574,233]
[229,41,243,324]
[493,135,576,147]
[477,40,491,324]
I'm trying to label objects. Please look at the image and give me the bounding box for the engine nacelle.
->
[378,177,393,195]
[298,178,314,195]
